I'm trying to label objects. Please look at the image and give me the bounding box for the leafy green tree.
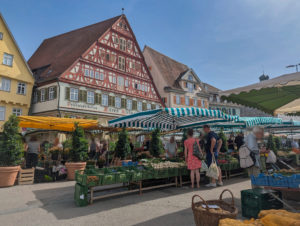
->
[274,136,281,151]
[218,128,228,152]
[0,115,23,166]
[150,129,163,157]
[115,128,131,159]
[69,123,88,162]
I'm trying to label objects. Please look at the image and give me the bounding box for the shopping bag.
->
[206,156,219,179]
[193,140,205,160]
[200,160,208,172]
[266,150,277,163]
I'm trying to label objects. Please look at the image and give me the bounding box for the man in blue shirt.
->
[203,125,223,187]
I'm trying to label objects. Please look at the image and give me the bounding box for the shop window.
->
[0,106,5,120]
[115,97,121,108]
[3,53,13,66]
[137,101,142,111]
[12,108,22,116]
[87,91,94,104]
[126,99,132,110]
[102,94,108,106]
[0,78,11,92]
[70,88,79,101]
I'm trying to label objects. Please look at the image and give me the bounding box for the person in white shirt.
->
[165,136,177,159]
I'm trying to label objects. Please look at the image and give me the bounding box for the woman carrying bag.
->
[184,129,204,189]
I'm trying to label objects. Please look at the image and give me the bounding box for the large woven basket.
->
[192,189,238,226]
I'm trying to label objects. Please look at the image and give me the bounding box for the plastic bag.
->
[266,150,277,163]
[206,157,219,179]
[200,160,208,172]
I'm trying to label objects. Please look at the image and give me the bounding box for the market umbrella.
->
[18,116,98,132]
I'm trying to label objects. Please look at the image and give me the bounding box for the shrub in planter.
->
[0,115,23,187]
[65,123,89,180]
[115,127,131,160]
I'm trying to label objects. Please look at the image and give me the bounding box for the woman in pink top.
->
[184,129,203,188]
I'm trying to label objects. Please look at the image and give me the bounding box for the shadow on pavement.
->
[32,178,247,220]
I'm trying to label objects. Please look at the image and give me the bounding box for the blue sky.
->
[2,0,300,90]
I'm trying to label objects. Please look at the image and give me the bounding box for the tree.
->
[0,115,23,166]
[274,136,281,151]
[259,74,269,82]
[266,134,277,154]
[150,129,163,157]
[69,122,88,162]
[218,128,228,152]
[115,127,131,159]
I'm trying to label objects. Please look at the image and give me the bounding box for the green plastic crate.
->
[180,167,189,176]
[241,188,283,218]
[154,168,169,179]
[101,174,116,185]
[132,170,143,181]
[115,171,131,183]
[142,170,154,180]
[168,167,179,177]
[74,183,88,207]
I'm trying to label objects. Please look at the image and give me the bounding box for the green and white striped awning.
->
[238,117,282,127]
[109,108,239,130]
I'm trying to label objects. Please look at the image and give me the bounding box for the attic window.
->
[0,32,3,40]
[188,75,193,81]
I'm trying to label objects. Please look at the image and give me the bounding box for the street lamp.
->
[286,63,300,72]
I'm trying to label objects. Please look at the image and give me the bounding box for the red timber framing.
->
[60,15,163,104]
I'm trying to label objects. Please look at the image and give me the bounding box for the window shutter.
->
[142,103,147,111]
[98,94,102,104]
[112,96,115,107]
[132,100,137,110]
[151,104,155,110]
[205,101,208,108]
[185,82,187,88]
[65,87,70,100]
[173,96,176,104]
[79,90,83,102]
[180,97,184,105]
[83,91,87,103]
[121,98,126,108]
[45,88,49,101]
[189,98,193,106]
[37,90,41,102]
[198,100,201,107]
[95,93,99,104]
[108,96,112,106]
[53,86,57,99]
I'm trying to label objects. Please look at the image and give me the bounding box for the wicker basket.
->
[191,189,238,226]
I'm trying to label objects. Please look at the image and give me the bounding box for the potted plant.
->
[0,115,23,187]
[115,128,131,160]
[65,123,88,180]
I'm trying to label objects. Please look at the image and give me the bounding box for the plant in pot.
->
[0,115,23,187]
[65,123,88,180]
[115,127,131,160]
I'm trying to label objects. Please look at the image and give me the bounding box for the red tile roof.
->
[28,15,121,82]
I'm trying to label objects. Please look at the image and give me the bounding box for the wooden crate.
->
[18,168,34,185]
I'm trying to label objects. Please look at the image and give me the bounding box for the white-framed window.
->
[117,76,124,86]
[112,75,116,84]
[70,88,79,101]
[40,88,45,102]
[129,61,135,69]
[125,79,129,87]
[201,100,205,107]
[176,95,180,105]
[84,69,89,77]
[187,82,193,93]
[12,108,22,116]
[17,82,26,95]
[89,70,94,78]
[147,103,151,110]
[127,40,132,49]
[193,98,197,107]
[87,91,94,104]
[95,71,100,80]
[113,36,119,44]
[0,106,5,121]
[49,87,55,100]
[141,84,145,91]
[115,96,121,108]
[188,75,193,81]
[126,99,132,110]
[156,104,160,109]
[0,78,11,92]
[119,38,126,51]
[100,73,104,80]
[3,53,13,66]
[137,84,141,90]
[118,56,125,71]
[102,94,108,106]
[185,96,189,106]
[137,101,142,112]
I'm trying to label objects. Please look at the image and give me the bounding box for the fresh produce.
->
[195,205,230,215]
[147,161,186,169]
[87,176,99,184]
[258,209,300,220]
[219,218,262,226]
[260,213,300,226]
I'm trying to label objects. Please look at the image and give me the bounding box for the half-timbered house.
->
[28,15,162,125]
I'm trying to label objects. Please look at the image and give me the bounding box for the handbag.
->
[193,140,205,160]
[200,160,208,172]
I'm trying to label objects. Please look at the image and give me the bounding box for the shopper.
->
[26,136,40,168]
[89,137,98,159]
[235,132,244,150]
[245,127,264,177]
[165,136,177,159]
[203,125,223,187]
[227,134,235,153]
[184,129,202,189]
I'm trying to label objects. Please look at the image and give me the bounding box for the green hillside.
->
[221,85,300,115]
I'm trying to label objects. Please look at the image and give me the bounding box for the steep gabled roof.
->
[28,15,121,82]
[204,83,221,93]
[0,12,34,83]
[143,46,189,90]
